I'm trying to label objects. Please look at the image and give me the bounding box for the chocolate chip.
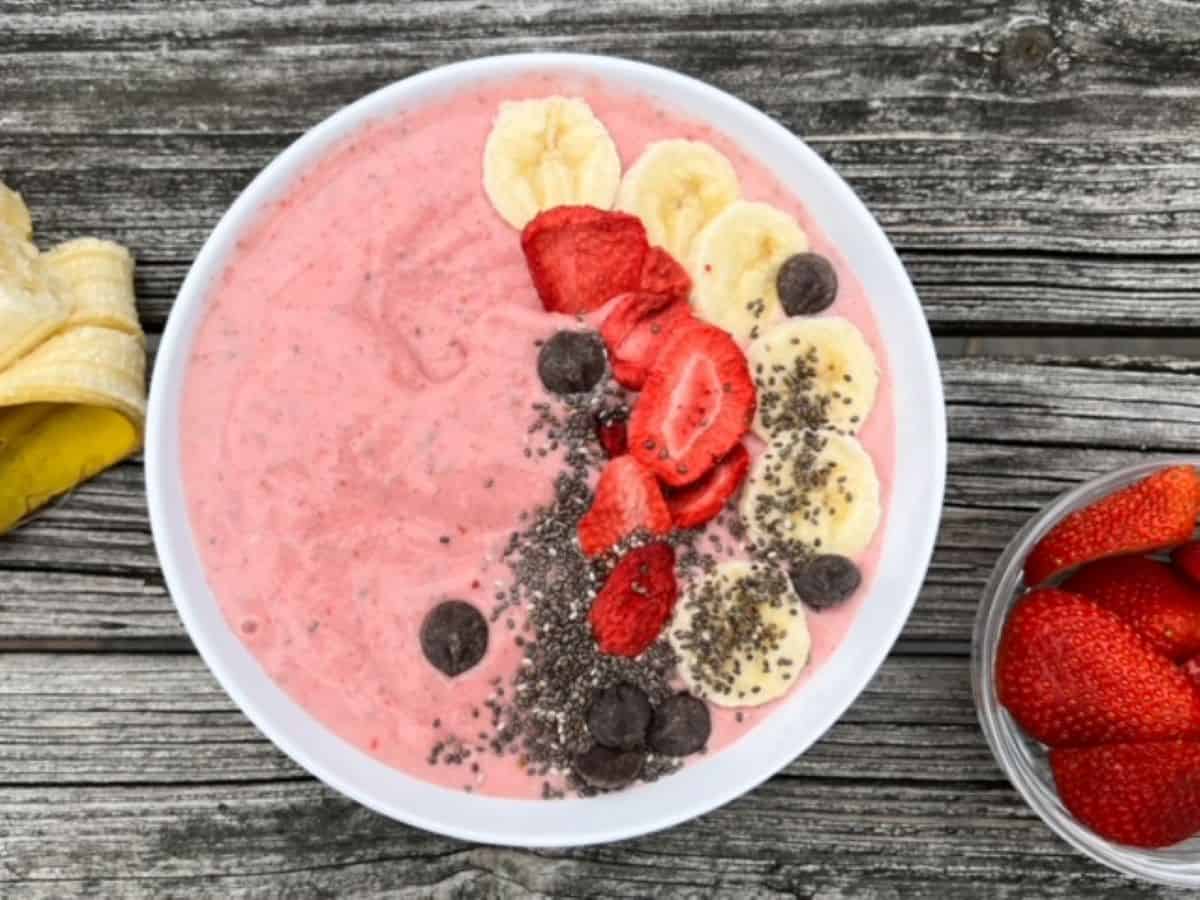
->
[573,745,645,790]
[587,683,652,750]
[777,253,838,316]
[789,554,861,611]
[537,330,607,395]
[420,600,488,676]
[647,693,711,756]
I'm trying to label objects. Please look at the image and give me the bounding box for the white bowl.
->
[146,52,946,847]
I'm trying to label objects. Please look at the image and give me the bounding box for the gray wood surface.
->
[2,0,1199,896]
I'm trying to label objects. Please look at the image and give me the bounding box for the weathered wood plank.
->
[0,776,1160,897]
[1,356,1195,646]
[0,654,985,785]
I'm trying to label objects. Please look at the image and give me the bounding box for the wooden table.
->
[2,2,1198,896]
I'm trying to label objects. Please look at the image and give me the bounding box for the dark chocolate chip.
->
[573,745,645,790]
[789,554,862,611]
[420,600,488,676]
[647,692,711,756]
[777,253,838,316]
[587,683,652,750]
[537,330,607,395]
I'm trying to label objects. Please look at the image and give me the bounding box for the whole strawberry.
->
[1024,465,1200,586]
[1184,655,1200,691]
[1173,540,1200,587]
[589,542,677,657]
[1051,740,1200,848]
[1063,556,1200,661]
[996,589,1200,747]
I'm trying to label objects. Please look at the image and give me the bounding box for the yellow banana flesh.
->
[0,404,139,533]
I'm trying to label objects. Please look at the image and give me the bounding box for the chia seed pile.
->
[422,366,717,797]
[498,386,730,796]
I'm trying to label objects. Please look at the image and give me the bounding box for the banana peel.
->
[0,182,146,535]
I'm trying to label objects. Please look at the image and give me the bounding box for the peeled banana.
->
[669,561,811,707]
[688,201,808,342]
[616,139,740,264]
[0,179,146,535]
[747,316,879,439]
[740,431,882,560]
[483,96,622,229]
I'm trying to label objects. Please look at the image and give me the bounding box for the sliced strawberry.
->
[638,246,692,303]
[578,456,672,557]
[1024,465,1200,586]
[1063,556,1200,661]
[600,292,696,390]
[596,418,628,458]
[665,443,751,529]
[628,322,756,487]
[996,589,1200,747]
[1051,740,1200,848]
[521,206,648,314]
[589,542,678,657]
[1173,541,1200,587]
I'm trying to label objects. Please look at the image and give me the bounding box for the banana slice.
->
[747,317,879,439]
[740,431,881,559]
[615,139,740,264]
[0,229,68,372]
[42,238,141,337]
[0,183,33,240]
[688,201,808,342]
[483,96,622,229]
[669,561,811,708]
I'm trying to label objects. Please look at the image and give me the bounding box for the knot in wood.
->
[997,22,1062,85]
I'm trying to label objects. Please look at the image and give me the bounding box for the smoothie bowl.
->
[146,53,945,845]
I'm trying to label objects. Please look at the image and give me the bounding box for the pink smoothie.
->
[182,72,896,798]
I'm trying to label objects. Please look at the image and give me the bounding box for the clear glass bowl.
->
[972,457,1200,888]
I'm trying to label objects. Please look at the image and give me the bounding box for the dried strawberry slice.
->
[521,206,649,314]
[578,455,672,557]
[638,246,692,303]
[589,542,678,657]
[600,292,696,390]
[665,443,750,529]
[629,323,756,487]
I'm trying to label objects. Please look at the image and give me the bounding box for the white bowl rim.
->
[146,51,947,847]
